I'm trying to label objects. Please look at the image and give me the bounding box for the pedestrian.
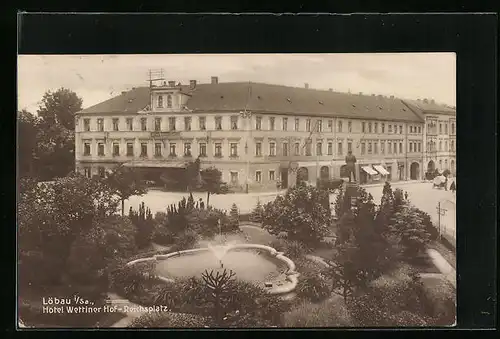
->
[404,191,408,200]
[450,181,456,193]
[195,201,199,209]
[444,177,448,191]
[199,198,205,209]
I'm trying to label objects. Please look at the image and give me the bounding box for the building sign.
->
[151,131,181,139]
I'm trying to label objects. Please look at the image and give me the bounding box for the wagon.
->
[432,175,447,189]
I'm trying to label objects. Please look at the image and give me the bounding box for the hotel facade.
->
[74,78,456,192]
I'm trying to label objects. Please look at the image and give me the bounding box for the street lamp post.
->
[436,201,447,240]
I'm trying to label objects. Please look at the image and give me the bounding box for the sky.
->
[17,53,456,113]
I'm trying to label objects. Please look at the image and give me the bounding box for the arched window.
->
[167,94,173,108]
[158,95,163,108]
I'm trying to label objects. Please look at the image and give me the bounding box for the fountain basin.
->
[126,244,299,295]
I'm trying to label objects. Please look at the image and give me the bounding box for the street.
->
[363,180,456,242]
[124,180,456,243]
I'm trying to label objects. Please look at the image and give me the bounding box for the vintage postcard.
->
[17,53,456,328]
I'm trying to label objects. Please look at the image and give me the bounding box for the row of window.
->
[80,115,423,134]
[426,140,456,152]
[83,138,427,159]
[426,121,456,135]
[359,140,422,155]
[83,165,279,184]
[230,170,277,185]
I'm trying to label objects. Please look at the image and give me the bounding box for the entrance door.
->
[280,169,289,188]
[410,162,420,180]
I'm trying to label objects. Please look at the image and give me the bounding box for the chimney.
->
[211,76,219,84]
[168,81,175,87]
[304,83,309,89]
[371,94,375,96]
[431,99,435,104]
[359,92,363,96]
[162,81,167,86]
[423,98,429,103]
[121,91,127,95]
[328,88,333,91]
[390,95,394,99]
[190,80,197,89]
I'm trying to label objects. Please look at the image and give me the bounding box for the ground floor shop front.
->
[75,157,426,193]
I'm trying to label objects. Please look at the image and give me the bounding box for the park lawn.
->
[239,224,277,245]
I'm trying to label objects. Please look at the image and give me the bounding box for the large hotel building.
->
[75,77,456,192]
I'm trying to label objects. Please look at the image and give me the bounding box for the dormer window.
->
[167,94,172,108]
[158,95,163,108]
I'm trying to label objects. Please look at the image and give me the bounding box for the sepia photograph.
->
[17,53,457,328]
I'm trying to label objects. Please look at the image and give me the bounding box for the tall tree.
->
[199,167,226,207]
[37,87,83,130]
[106,165,148,215]
[18,174,119,285]
[18,110,40,178]
[34,88,83,179]
[185,157,202,192]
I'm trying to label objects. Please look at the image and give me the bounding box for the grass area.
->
[239,224,277,245]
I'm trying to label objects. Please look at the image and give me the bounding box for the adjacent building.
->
[74,78,456,192]
[402,99,457,177]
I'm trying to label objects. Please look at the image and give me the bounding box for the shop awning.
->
[362,166,378,176]
[373,165,390,176]
[123,161,187,169]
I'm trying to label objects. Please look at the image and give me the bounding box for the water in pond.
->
[155,249,285,284]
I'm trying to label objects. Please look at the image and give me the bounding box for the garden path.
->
[107,292,146,328]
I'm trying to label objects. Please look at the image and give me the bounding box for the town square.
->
[18,53,456,328]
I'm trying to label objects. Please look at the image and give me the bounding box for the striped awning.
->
[373,165,390,176]
[362,166,378,176]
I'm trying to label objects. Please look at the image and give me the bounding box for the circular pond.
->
[155,249,286,284]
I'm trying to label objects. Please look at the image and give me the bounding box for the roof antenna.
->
[147,69,165,88]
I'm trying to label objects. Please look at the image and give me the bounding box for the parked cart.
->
[432,175,447,189]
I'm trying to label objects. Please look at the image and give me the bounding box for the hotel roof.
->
[78,82,437,122]
[403,99,456,117]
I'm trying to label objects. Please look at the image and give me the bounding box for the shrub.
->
[269,238,310,260]
[283,297,353,327]
[229,203,240,228]
[418,275,456,326]
[262,184,331,246]
[294,257,328,275]
[389,205,431,260]
[170,230,199,252]
[249,200,264,223]
[128,312,209,328]
[152,224,175,246]
[296,273,331,302]
[348,265,432,326]
[153,272,287,327]
[129,202,154,248]
[108,262,155,298]
[66,215,138,285]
